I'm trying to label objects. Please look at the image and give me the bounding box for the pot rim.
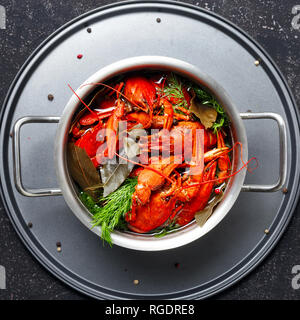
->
[54,56,248,251]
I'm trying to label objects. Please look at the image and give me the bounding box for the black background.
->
[0,0,300,300]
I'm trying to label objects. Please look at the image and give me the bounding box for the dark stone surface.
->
[0,0,299,300]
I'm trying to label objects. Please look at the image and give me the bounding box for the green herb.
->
[193,87,229,133]
[80,177,138,246]
[154,219,179,238]
[163,73,188,112]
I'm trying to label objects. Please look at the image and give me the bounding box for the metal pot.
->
[12,56,287,251]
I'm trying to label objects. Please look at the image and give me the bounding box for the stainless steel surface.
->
[12,116,62,197]
[240,112,287,192]
[1,0,298,299]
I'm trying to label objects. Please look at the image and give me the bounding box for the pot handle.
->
[12,116,63,197]
[240,112,287,192]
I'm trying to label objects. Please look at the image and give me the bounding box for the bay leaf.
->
[190,94,217,129]
[67,143,102,200]
[195,190,225,227]
[127,124,148,143]
[124,136,140,159]
[99,137,140,197]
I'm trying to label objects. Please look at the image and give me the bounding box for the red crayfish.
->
[69,74,238,233]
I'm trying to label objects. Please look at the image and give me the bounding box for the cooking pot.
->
[12,56,287,251]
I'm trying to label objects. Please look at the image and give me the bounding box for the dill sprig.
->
[153,219,179,238]
[193,86,229,133]
[163,73,189,111]
[80,177,137,246]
